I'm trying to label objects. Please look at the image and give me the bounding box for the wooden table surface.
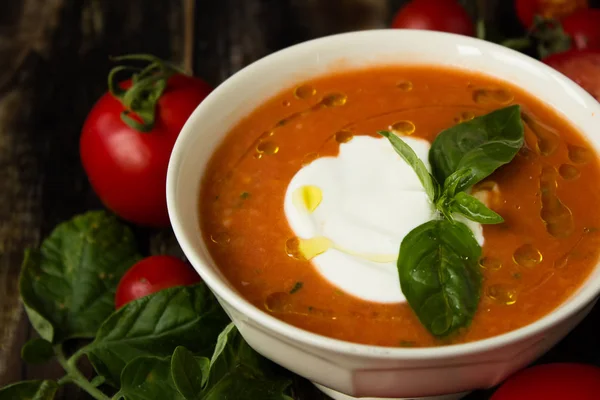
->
[1,0,599,399]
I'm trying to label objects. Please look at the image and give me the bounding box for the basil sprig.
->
[1,212,291,400]
[379,104,524,337]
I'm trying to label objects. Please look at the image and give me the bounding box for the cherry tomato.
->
[562,9,600,50]
[544,48,600,100]
[515,0,588,28]
[391,0,475,37]
[491,363,600,400]
[115,255,201,308]
[80,55,212,227]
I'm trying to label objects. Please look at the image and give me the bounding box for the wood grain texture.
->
[1,0,598,399]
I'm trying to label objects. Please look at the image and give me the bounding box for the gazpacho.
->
[199,66,600,347]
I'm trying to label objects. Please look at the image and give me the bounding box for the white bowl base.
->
[313,383,469,400]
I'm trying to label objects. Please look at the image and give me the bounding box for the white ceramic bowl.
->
[167,30,600,400]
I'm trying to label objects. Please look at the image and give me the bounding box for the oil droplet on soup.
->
[292,185,323,213]
[540,166,574,238]
[259,130,274,140]
[256,141,279,155]
[455,111,476,124]
[522,113,560,156]
[321,93,348,107]
[397,81,413,91]
[334,130,354,143]
[285,236,332,261]
[479,257,502,271]
[568,145,593,164]
[294,84,316,99]
[559,164,581,180]
[390,120,416,136]
[486,284,518,305]
[473,88,514,105]
[265,292,292,313]
[302,152,319,166]
[513,244,543,268]
[210,232,231,245]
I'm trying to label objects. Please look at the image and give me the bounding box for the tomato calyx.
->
[107,54,183,132]
[501,16,572,59]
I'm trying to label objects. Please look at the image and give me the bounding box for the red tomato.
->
[115,255,201,308]
[391,0,475,37]
[491,363,600,400]
[562,9,600,50]
[515,0,588,28]
[80,56,212,227]
[544,48,600,100]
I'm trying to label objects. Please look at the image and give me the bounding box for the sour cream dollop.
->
[284,135,483,303]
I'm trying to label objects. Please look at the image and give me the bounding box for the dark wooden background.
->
[1,1,599,399]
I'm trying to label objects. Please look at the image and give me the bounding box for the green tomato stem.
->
[107,54,180,133]
[55,345,110,400]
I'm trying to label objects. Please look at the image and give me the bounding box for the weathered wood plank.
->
[0,1,185,398]
[0,0,598,399]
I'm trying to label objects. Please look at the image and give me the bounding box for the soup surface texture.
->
[200,66,600,347]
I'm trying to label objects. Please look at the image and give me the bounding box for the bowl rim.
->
[167,29,600,360]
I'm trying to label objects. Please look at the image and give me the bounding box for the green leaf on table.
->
[89,376,106,388]
[171,347,209,399]
[201,371,292,400]
[19,211,140,343]
[201,323,292,400]
[0,380,58,400]
[85,284,229,387]
[117,325,292,400]
[21,338,54,364]
[450,192,504,224]
[429,105,524,193]
[398,219,482,337]
[378,130,438,201]
[116,356,184,400]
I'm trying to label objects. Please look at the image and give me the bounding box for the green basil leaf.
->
[85,284,229,387]
[200,323,292,399]
[442,168,476,199]
[201,371,293,400]
[429,105,524,192]
[0,380,58,400]
[21,338,55,364]
[205,323,273,385]
[171,347,209,400]
[398,220,482,337]
[378,131,438,201]
[116,356,184,400]
[89,376,106,388]
[451,192,504,224]
[19,211,140,343]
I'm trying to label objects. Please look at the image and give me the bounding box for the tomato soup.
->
[199,66,600,347]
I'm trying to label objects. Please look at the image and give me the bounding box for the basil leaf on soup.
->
[441,168,476,199]
[0,380,58,400]
[117,356,185,400]
[85,284,229,387]
[398,220,482,337]
[378,130,438,201]
[451,192,504,224]
[429,105,524,193]
[19,211,140,343]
